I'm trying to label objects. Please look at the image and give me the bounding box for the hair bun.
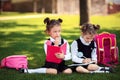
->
[44,17,50,24]
[94,24,100,30]
[58,18,63,23]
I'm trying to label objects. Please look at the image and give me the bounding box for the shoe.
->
[19,68,25,73]
[100,67,115,73]
[90,70,109,73]
[100,67,109,71]
[19,68,28,73]
[109,67,115,73]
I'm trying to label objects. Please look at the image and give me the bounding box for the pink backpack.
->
[95,32,119,67]
[0,55,28,70]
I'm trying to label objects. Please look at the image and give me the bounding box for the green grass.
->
[0,13,120,80]
[0,12,36,17]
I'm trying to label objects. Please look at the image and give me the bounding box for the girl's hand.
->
[82,58,91,63]
[54,37,60,46]
[55,53,65,59]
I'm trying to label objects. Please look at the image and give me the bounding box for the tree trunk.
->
[79,0,91,26]
[52,0,57,13]
[41,0,45,13]
[0,0,3,14]
[33,0,38,13]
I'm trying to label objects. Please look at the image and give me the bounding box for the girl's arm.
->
[44,40,47,55]
[71,40,84,63]
[91,42,97,62]
[63,39,71,60]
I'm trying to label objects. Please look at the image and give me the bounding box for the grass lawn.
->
[0,12,120,80]
[0,12,36,17]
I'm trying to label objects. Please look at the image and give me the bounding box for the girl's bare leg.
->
[76,66,89,73]
[87,64,99,71]
[46,68,57,74]
[63,68,72,74]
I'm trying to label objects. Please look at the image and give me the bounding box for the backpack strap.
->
[109,34,118,64]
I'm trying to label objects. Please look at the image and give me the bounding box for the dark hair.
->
[80,23,100,35]
[44,17,63,32]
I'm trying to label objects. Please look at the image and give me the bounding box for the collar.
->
[49,37,55,42]
[49,37,62,45]
[80,36,91,45]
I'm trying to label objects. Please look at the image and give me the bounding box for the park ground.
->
[0,12,120,80]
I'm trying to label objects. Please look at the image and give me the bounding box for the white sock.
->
[90,70,109,73]
[99,67,110,71]
[98,67,103,71]
[104,67,110,70]
[24,68,47,73]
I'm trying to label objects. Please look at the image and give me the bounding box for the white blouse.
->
[44,37,71,60]
[71,36,97,63]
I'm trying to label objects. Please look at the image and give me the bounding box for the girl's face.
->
[82,33,95,43]
[48,25,61,39]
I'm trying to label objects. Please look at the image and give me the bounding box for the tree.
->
[52,0,57,13]
[41,0,45,13]
[33,0,38,13]
[0,0,3,14]
[79,0,91,26]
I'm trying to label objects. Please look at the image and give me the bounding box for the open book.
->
[68,61,95,67]
[46,42,67,63]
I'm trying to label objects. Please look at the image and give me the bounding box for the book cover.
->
[46,42,67,63]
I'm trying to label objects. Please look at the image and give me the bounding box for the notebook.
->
[46,42,67,63]
[68,61,95,67]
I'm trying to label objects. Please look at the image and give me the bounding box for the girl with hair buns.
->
[71,23,112,73]
[19,17,72,74]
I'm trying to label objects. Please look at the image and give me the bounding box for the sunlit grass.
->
[91,13,120,29]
